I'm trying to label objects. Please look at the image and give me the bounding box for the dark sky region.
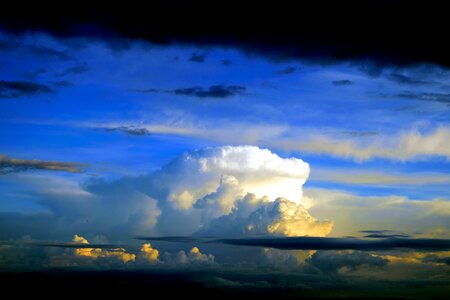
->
[0,1,450,299]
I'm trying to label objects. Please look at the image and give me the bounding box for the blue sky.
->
[0,31,449,240]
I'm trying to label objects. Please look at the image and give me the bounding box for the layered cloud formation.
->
[0,146,331,239]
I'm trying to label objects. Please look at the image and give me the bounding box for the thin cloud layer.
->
[0,154,85,174]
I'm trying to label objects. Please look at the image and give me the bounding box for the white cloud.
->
[197,193,333,237]
[1,146,318,238]
[271,126,450,161]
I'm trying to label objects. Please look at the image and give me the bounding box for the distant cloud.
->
[221,59,232,66]
[332,79,353,86]
[0,38,71,61]
[106,126,151,136]
[397,91,450,104]
[386,73,431,85]
[0,154,85,174]
[57,63,89,77]
[174,85,245,98]
[136,85,246,99]
[189,52,207,63]
[340,131,378,137]
[0,80,54,99]
[215,236,450,251]
[276,66,296,75]
[360,230,411,238]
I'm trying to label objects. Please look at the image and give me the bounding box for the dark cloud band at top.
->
[0,1,449,69]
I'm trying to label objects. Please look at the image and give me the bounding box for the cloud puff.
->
[139,243,159,263]
[0,154,86,174]
[163,247,215,267]
[0,80,54,99]
[197,194,333,237]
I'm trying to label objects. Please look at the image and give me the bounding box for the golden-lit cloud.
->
[139,243,159,262]
[72,235,136,263]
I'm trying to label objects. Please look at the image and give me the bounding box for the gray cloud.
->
[0,80,54,99]
[106,126,151,136]
[138,85,246,99]
[332,79,353,86]
[276,66,296,75]
[0,38,71,61]
[57,63,89,77]
[397,92,450,104]
[189,52,207,63]
[386,73,431,85]
[174,85,245,98]
[0,154,86,174]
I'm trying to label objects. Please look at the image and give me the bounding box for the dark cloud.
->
[340,131,378,137]
[106,126,151,136]
[276,66,296,75]
[51,80,73,87]
[307,250,388,274]
[138,85,246,99]
[2,2,448,68]
[174,85,245,98]
[22,68,47,80]
[221,59,232,66]
[386,73,431,85]
[360,230,411,239]
[0,80,54,98]
[136,236,200,243]
[189,52,207,63]
[0,154,86,174]
[215,236,450,251]
[0,38,71,61]
[332,80,353,86]
[397,92,450,104]
[57,63,89,77]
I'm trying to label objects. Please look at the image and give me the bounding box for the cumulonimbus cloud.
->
[0,146,332,240]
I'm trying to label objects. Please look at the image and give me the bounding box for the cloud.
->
[56,63,89,77]
[0,146,315,239]
[311,168,450,186]
[360,230,411,239]
[276,66,296,75]
[174,85,245,98]
[0,154,85,174]
[1,2,449,68]
[189,52,207,63]
[397,92,450,104]
[221,59,232,66]
[273,126,450,161]
[0,38,71,60]
[136,85,246,99]
[306,250,388,274]
[332,79,353,86]
[386,73,431,85]
[163,247,215,267]
[139,243,159,263]
[0,80,53,99]
[71,235,136,263]
[215,236,450,251]
[196,194,333,237]
[105,126,151,136]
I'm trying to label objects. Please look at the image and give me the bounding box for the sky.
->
[1,2,450,299]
